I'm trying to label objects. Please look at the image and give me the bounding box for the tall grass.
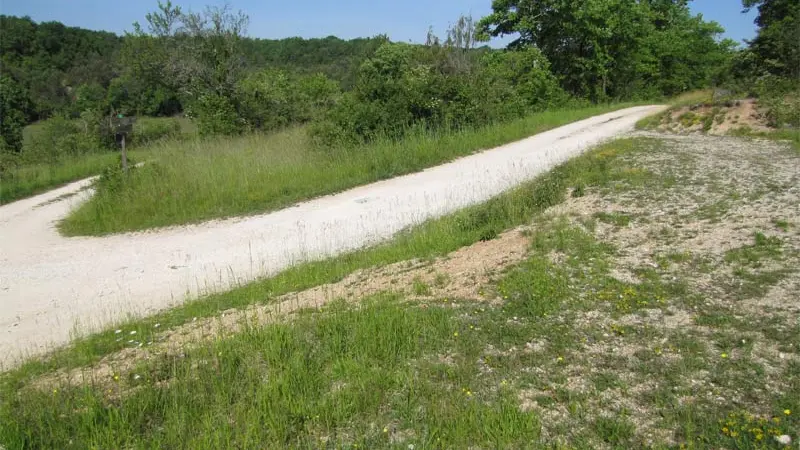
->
[1,153,117,203]
[0,117,195,205]
[2,297,540,448]
[59,104,641,235]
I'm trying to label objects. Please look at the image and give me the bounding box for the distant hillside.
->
[0,15,121,120]
[0,15,386,121]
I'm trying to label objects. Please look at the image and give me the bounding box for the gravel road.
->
[0,105,664,367]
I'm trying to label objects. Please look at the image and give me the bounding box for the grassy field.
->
[1,152,119,204]
[0,117,195,205]
[4,133,799,448]
[59,103,641,236]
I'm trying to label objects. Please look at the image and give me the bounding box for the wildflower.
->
[465,390,473,397]
[775,435,792,445]
[133,374,141,381]
[383,427,389,433]
[557,356,564,363]
[113,374,120,381]
[129,330,137,335]
[453,332,459,337]
[114,329,122,334]
[784,409,791,416]
[501,380,508,387]
[52,389,58,394]
[721,353,728,359]
[154,323,160,328]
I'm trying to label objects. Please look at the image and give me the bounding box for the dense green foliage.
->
[742,0,799,79]
[312,21,569,146]
[730,0,800,130]
[0,13,381,123]
[478,0,736,100]
[241,36,388,90]
[0,15,120,120]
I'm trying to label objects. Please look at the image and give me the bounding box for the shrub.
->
[311,42,569,148]
[191,93,246,137]
[24,115,99,162]
[753,75,800,128]
[236,70,297,131]
[0,75,31,153]
[480,47,567,113]
[761,90,800,129]
[71,83,107,117]
[131,118,182,146]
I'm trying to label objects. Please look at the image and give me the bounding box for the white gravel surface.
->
[0,105,664,367]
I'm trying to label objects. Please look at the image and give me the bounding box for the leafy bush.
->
[71,83,107,117]
[191,94,246,137]
[762,91,800,128]
[107,76,182,117]
[24,115,103,163]
[480,48,567,113]
[311,42,568,148]
[753,75,800,128]
[236,70,340,131]
[0,76,32,153]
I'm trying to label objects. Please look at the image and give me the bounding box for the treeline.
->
[0,9,387,154]
[3,0,797,165]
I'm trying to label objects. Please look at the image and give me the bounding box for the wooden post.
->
[121,134,128,172]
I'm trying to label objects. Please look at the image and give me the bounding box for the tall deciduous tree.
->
[478,0,733,99]
[743,0,800,78]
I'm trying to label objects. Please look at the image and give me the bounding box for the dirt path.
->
[34,130,800,430]
[0,106,663,367]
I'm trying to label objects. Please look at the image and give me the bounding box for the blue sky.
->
[1,0,758,46]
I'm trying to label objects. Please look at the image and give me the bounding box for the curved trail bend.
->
[0,105,665,367]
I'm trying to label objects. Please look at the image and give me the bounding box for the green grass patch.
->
[1,117,193,205]
[0,297,540,448]
[593,211,632,227]
[724,232,783,268]
[1,152,118,204]
[58,104,642,236]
